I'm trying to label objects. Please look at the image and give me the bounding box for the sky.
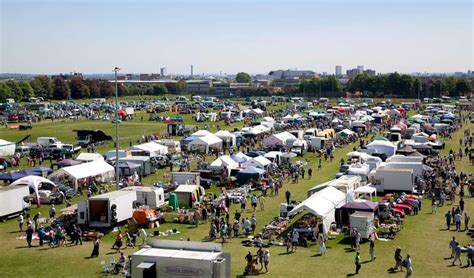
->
[0,0,473,75]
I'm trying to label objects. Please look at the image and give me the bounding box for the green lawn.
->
[0,109,472,277]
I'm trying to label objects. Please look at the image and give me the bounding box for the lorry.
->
[0,185,31,220]
[383,162,430,179]
[77,190,137,229]
[171,172,201,186]
[371,168,415,193]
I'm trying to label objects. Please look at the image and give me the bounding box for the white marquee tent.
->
[0,139,15,156]
[242,156,272,169]
[214,130,237,146]
[130,141,168,156]
[188,135,223,154]
[288,186,346,233]
[48,160,115,190]
[75,153,104,163]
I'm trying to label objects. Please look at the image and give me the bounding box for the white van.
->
[37,137,63,148]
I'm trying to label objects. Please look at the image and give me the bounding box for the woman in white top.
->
[263,250,270,273]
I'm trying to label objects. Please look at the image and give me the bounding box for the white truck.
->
[0,186,31,220]
[371,168,415,193]
[77,190,137,229]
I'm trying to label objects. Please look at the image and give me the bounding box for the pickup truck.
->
[43,144,81,160]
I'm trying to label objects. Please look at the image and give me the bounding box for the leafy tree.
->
[444,76,456,96]
[412,78,422,99]
[86,80,101,98]
[433,79,444,97]
[118,84,129,96]
[19,81,34,98]
[176,80,187,93]
[30,75,53,99]
[5,80,23,100]
[236,72,251,83]
[0,82,13,101]
[70,78,90,99]
[454,78,471,96]
[52,78,70,100]
[99,81,114,98]
[152,84,168,95]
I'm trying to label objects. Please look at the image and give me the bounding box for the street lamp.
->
[114,67,120,190]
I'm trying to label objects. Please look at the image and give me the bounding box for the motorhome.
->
[77,190,137,228]
[156,139,181,154]
[383,161,431,179]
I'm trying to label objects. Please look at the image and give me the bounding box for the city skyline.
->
[1,0,473,75]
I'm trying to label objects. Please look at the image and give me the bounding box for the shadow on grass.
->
[346,273,356,277]
[361,260,372,264]
[278,252,292,256]
[16,246,35,249]
[311,254,322,257]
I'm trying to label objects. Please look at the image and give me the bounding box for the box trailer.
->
[120,186,165,209]
[78,190,137,228]
[350,211,375,239]
[131,240,230,278]
[310,137,330,150]
[172,172,201,186]
[0,185,31,220]
[372,168,415,193]
[386,155,424,164]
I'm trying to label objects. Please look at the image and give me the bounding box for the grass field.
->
[0,106,472,278]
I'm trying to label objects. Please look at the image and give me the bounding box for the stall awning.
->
[136,262,155,269]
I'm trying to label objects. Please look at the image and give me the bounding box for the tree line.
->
[346,72,471,98]
[0,76,188,101]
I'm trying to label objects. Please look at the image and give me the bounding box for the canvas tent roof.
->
[242,156,272,169]
[191,130,214,137]
[130,141,168,156]
[210,155,239,169]
[75,153,104,162]
[48,160,114,189]
[0,139,15,156]
[341,200,378,211]
[288,186,346,233]
[239,166,266,174]
[189,135,223,146]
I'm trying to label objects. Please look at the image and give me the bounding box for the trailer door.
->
[77,200,88,225]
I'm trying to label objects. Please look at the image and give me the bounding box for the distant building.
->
[363,69,376,76]
[335,65,342,77]
[187,80,211,93]
[139,73,150,81]
[273,77,301,88]
[213,82,229,94]
[160,67,167,77]
[357,65,364,72]
[51,72,83,80]
[269,69,316,80]
[346,68,361,78]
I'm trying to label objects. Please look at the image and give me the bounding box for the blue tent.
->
[236,166,266,185]
[183,136,197,142]
[0,171,27,182]
[30,166,53,175]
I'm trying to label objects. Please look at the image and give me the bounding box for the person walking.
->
[90,235,100,258]
[251,195,257,212]
[403,254,413,277]
[459,197,465,212]
[25,224,34,247]
[454,211,462,231]
[452,242,462,266]
[139,227,147,245]
[263,249,270,273]
[464,212,470,231]
[74,224,82,245]
[393,247,403,272]
[318,232,326,255]
[369,232,377,261]
[355,251,361,274]
[308,168,312,179]
[49,204,56,220]
[445,211,452,230]
[431,198,437,214]
[256,247,264,271]
[449,237,458,258]
[285,190,291,205]
[466,244,473,267]
[291,230,299,253]
[258,195,265,211]
[250,215,257,235]
[18,213,24,232]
